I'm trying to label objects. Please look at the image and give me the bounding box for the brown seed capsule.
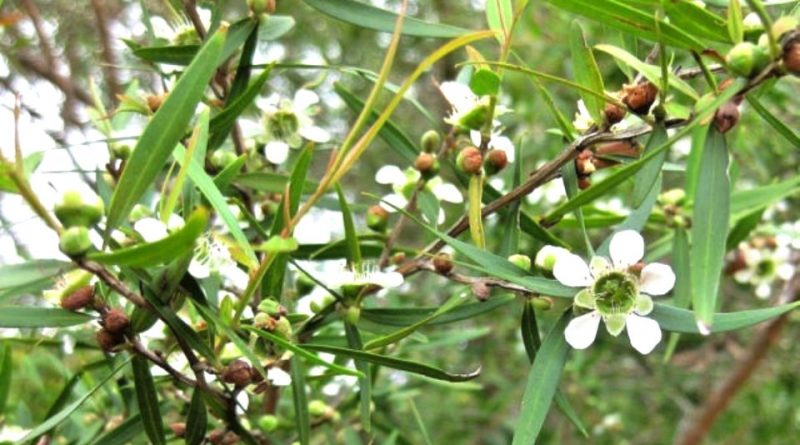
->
[783,40,800,76]
[713,101,740,134]
[391,251,407,265]
[250,366,265,384]
[103,308,130,334]
[471,280,491,301]
[146,93,165,112]
[433,253,454,275]
[366,204,390,232]
[603,103,626,126]
[414,152,436,174]
[60,286,94,311]
[169,423,187,438]
[622,82,658,115]
[222,360,252,386]
[577,176,592,190]
[96,328,124,352]
[456,146,483,175]
[575,150,596,176]
[483,149,508,175]
[595,140,640,158]
[208,429,226,444]
[220,432,240,445]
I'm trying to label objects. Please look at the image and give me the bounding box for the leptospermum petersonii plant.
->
[2,1,800,444]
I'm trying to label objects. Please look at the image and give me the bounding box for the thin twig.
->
[90,0,123,103]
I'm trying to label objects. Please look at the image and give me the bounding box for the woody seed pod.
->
[61,286,94,311]
[603,103,626,126]
[103,308,130,334]
[483,149,508,175]
[622,82,658,115]
[222,360,253,386]
[456,146,483,175]
[433,253,454,275]
[96,328,124,352]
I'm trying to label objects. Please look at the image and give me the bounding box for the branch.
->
[90,0,123,103]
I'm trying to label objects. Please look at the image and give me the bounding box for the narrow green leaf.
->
[132,356,166,445]
[361,293,516,327]
[486,0,513,42]
[89,208,208,267]
[88,412,144,445]
[185,389,207,445]
[672,228,692,310]
[364,293,464,350]
[468,175,486,249]
[302,0,467,38]
[632,124,668,208]
[746,95,800,151]
[303,344,481,382]
[0,343,11,414]
[0,307,93,328]
[595,44,699,100]
[652,301,800,334]
[208,66,274,150]
[107,27,227,231]
[141,290,217,364]
[213,155,247,191]
[0,260,71,290]
[470,68,502,96]
[729,175,800,218]
[235,172,317,194]
[336,184,362,267]
[727,208,766,250]
[511,311,570,445]
[691,128,730,330]
[663,0,730,43]
[561,162,592,255]
[728,0,744,43]
[685,125,709,198]
[570,21,606,124]
[258,15,295,40]
[21,358,129,442]
[291,357,310,445]
[173,144,258,267]
[344,322,371,432]
[131,18,256,65]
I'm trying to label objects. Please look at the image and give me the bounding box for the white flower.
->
[469,130,515,163]
[572,99,594,133]
[189,235,249,292]
[133,215,185,243]
[534,245,570,273]
[267,367,292,386]
[321,263,404,290]
[555,230,675,355]
[374,165,463,224]
[260,89,330,164]
[732,242,794,299]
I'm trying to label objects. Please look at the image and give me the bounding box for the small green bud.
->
[55,190,104,228]
[310,294,336,313]
[248,0,274,15]
[210,150,239,170]
[366,205,390,232]
[308,400,328,417]
[508,254,531,271]
[59,226,92,256]
[272,316,293,340]
[530,296,554,311]
[726,42,758,77]
[111,144,131,160]
[658,188,686,206]
[295,273,316,297]
[345,305,361,325]
[253,312,273,329]
[743,13,764,41]
[458,104,490,130]
[341,284,363,301]
[258,298,285,317]
[414,153,440,179]
[534,245,568,274]
[257,414,279,432]
[420,130,441,153]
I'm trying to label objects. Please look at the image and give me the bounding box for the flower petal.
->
[379,193,407,212]
[574,289,595,309]
[267,367,292,386]
[433,183,464,204]
[265,141,290,165]
[188,258,210,279]
[626,314,662,354]
[639,263,676,295]
[376,271,404,288]
[439,81,477,113]
[553,253,594,287]
[375,165,406,185]
[609,229,645,269]
[293,89,320,112]
[589,256,611,279]
[635,294,654,316]
[134,218,168,243]
[298,125,331,143]
[564,311,601,350]
[755,282,771,299]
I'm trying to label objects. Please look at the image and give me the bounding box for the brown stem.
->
[90,0,123,103]
[673,270,800,445]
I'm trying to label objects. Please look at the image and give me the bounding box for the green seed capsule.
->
[59,226,92,256]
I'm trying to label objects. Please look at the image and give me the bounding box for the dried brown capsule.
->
[96,328,124,352]
[622,82,658,115]
[220,432,240,445]
[603,103,626,126]
[208,429,226,444]
[483,149,508,175]
[414,152,438,177]
[222,360,252,386]
[577,176,592,190]
[250,366,265,384]
[456,146,483,175]
[103,308,130,334]
[60,286,94,311]
[471,280,491,301]
[433,253,454,275]
[783,39,800,76]
[713,101,740,134]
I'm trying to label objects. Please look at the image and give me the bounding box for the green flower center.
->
[593,271,638,314]
[266,110,300,140]
[755,259,776,278]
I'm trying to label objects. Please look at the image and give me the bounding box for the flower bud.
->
[726,42,758,77]
[483,149,508,175]
[258,415,280,432]
[61,286,94,311]
[508,254,531,271]
[96,328,124,352]
[310,294,336,313]
[308,400,329,417]
[272,316,293,340]
[146,93,166,113]
[366,205,390,232]
[170,423,186,438]
[59,226,92,256]
[783,39,800,75]
[433,253,454,275]
[743,13,764,41]
[622,82,658,115]
[253,312,275,329]
[458,104,490,130]
[129,204,152,222]
[603,103,626,126]
[220,432,240,445]
[345,305,361,325]
[530,296,553,311]
[420,130,441,153]
[391,252,406,265]
[210,150,238,170]
[414,153,440,179]
[456,146,483,175]
[248,0,275,15]
[111,144,131,160]
[222,360,252,386]
[295,273,316,297]
[713,101,740,133]
[258,298,286,317]
[103,308,130,334]
[772,16,798,39]
[535,245,568,274]
[658,188,686,206]
[55,189,104,228]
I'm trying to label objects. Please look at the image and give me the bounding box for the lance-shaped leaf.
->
[511,311,570,445]
[89,208,208,267]
[652,301,800,334]
[344,322,372,432]
[486,0,513,43]
[570,21,606,124]
[302,0,467,38]
[0,307,94,328]
[303,344,481,382]
[691,128,730,331]
[361,293,516,326]
[631,124,668,208]
[595,45,698,100]
[291,356,310,445]
[107,27,227,232]
[0,259,71,290]
[185,389,207,445]
[132,356,166,445]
